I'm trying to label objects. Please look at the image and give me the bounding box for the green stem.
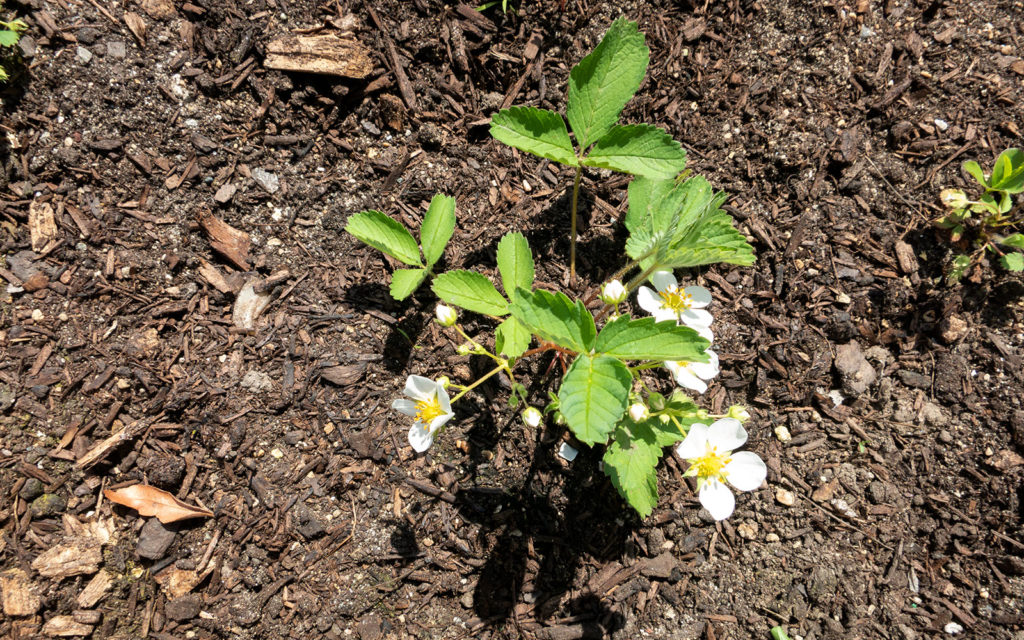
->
[449,363,507,404]
[625,262,660,294]
[570,164,583,282]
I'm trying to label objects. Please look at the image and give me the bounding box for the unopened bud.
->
[599,279,627,305]
[435,304,458,327]
[436,376,451,389]
[727,405,751,422]
[628,403,649,421]
[456,342,474,356]
[522,407,542,428]
[940,188,968,209]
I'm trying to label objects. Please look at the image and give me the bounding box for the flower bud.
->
[628,403,649,421]
[940,188,968,209]
[726,405,751,422]
[521,407,542,428]
[435,304,458,327]
[436,376,451,389]
[599,279,627,305]
[456,342,474,356]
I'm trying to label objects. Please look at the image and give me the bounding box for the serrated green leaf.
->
[990,149,1024,193]
[659,212,755,269]
[495,316,532,358]
[420,194,455,268]
[559,354,631,446]
[432,271,509,316]
[595,315,710,361]
[566,18,649,150]
[1001,252,1024,271]
[389,268,427,300]
[962,160,988,188]
[624,176,719,263]
[345,210,423,267]
[490,107,578,166]
[1002,233,1024,249]
[583,125,687,179]
[0,30,19,47]
[947,254,971,284]
[508,288,596,353]
[603,421,661,518]
[496,232,534,300]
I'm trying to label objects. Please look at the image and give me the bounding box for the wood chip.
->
[29,200,59,252]
[42,615,93,637]
[198,209,251,270]
[1,569,42,616]
[123,11,147,48]
[264,33,372,78]
[197,259,239,294]
[154,565,214,599]
[320,362,367,386]
[76,570,113,609]
[894,240,918,273]
[31,539,103,578]
[986,450,1024,472]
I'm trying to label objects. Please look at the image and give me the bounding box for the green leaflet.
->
[603,421,662,518]
[989,148,1024,193]
[1001,253,1024,271]
[508,288,596,354]
[420,194,455,268]
[558,354,632,446]
[659,212,756,269]
[495,316,532,358]
[490,107,578,167]
[496,232,535,300]
[345,210,422,267]
[432,271,509,316]
[566,18,649,150]
[583,124,687,179]
[389,268,427,301]
[1002,233,1024,249]
[595,315,710,361]
[962,160,987,188]
[0,29,18,47]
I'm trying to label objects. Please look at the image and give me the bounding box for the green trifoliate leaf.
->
[1001,252,1024,272]
[389,268,427,300]
[558,354,631,446]
[603,421,661,518]
[496,232,534,301]
[509,288,596,353]
[345,210,423,267]
[1002,233,1024,249]
[432,271,509,316]
[495,316,532,358]
[595,315,710,361]
[659,212,755,269]
[624,176,719,263]
[989,148,1024,193]
[490,107,578,166]
[962,160,988,188]
[583,125,687,179]
[420,194,455,269]
[566,18,649,150]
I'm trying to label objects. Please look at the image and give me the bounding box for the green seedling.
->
[345,194,456,300]
[938,148,1024,282]
[0,5,27,83]
[490,18,688,280]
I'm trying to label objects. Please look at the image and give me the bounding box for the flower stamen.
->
[688,445,732,483]
[658,288,693,313]
[415,396,444,424]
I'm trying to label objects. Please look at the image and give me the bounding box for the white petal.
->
[675,423,710,459]
[650,270,678,293]
[697,325,714,343]
[684,286,712,308]
[706,418,747,452]
[699,478,736,521]
[404,375,436,401]
[653,308,679,323]
[680,308,713,328]
[724,452,767,492]
[408,422,434,452]
[672,365,708,394]
[428,410,454,434]
[436,383,452,414]
[391,398,419,416]
[636,286,663,315]
[689,350,720,380]
[557,442,578,462]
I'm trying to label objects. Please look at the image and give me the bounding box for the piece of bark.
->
[320,362,367,386]
[76,417,151,468]
[76,570,113,608]
[29,200,59,252]
[31,538,102,578]
[123,12,147,47]
[198,210,251,271]
[197,259,240,295]
[893,240,918,274]
[1,568,42,616]
[42,615,93,637]
[154,565,213,599]
[264,33,372,78]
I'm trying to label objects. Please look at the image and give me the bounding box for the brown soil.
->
[1,0,1023,638]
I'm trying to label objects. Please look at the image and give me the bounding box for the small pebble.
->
[76,46,93,64]
[944,622,963,635]
[557,442,578,462]
[934,118,949,132]
[765,533,780,543]
[776,488,796,506]
[774,425,792,443]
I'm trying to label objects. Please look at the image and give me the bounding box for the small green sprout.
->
[0,6,27,83]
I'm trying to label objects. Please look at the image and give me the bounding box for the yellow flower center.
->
[415,395,444,424]
[658,288,693,313]
[689,445,732,482]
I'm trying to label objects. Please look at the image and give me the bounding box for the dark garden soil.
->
[1,0,1023,637]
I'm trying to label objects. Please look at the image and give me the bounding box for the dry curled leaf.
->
[232,281,273,331]
[104,484,213,524]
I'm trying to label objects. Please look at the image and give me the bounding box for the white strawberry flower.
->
[391,375,454,452]
[664,349,720,394]
[636,270,713,342]
[675,418,766,521]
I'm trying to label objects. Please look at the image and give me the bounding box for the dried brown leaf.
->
[104,484,213,524]
[29,200,58,252]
